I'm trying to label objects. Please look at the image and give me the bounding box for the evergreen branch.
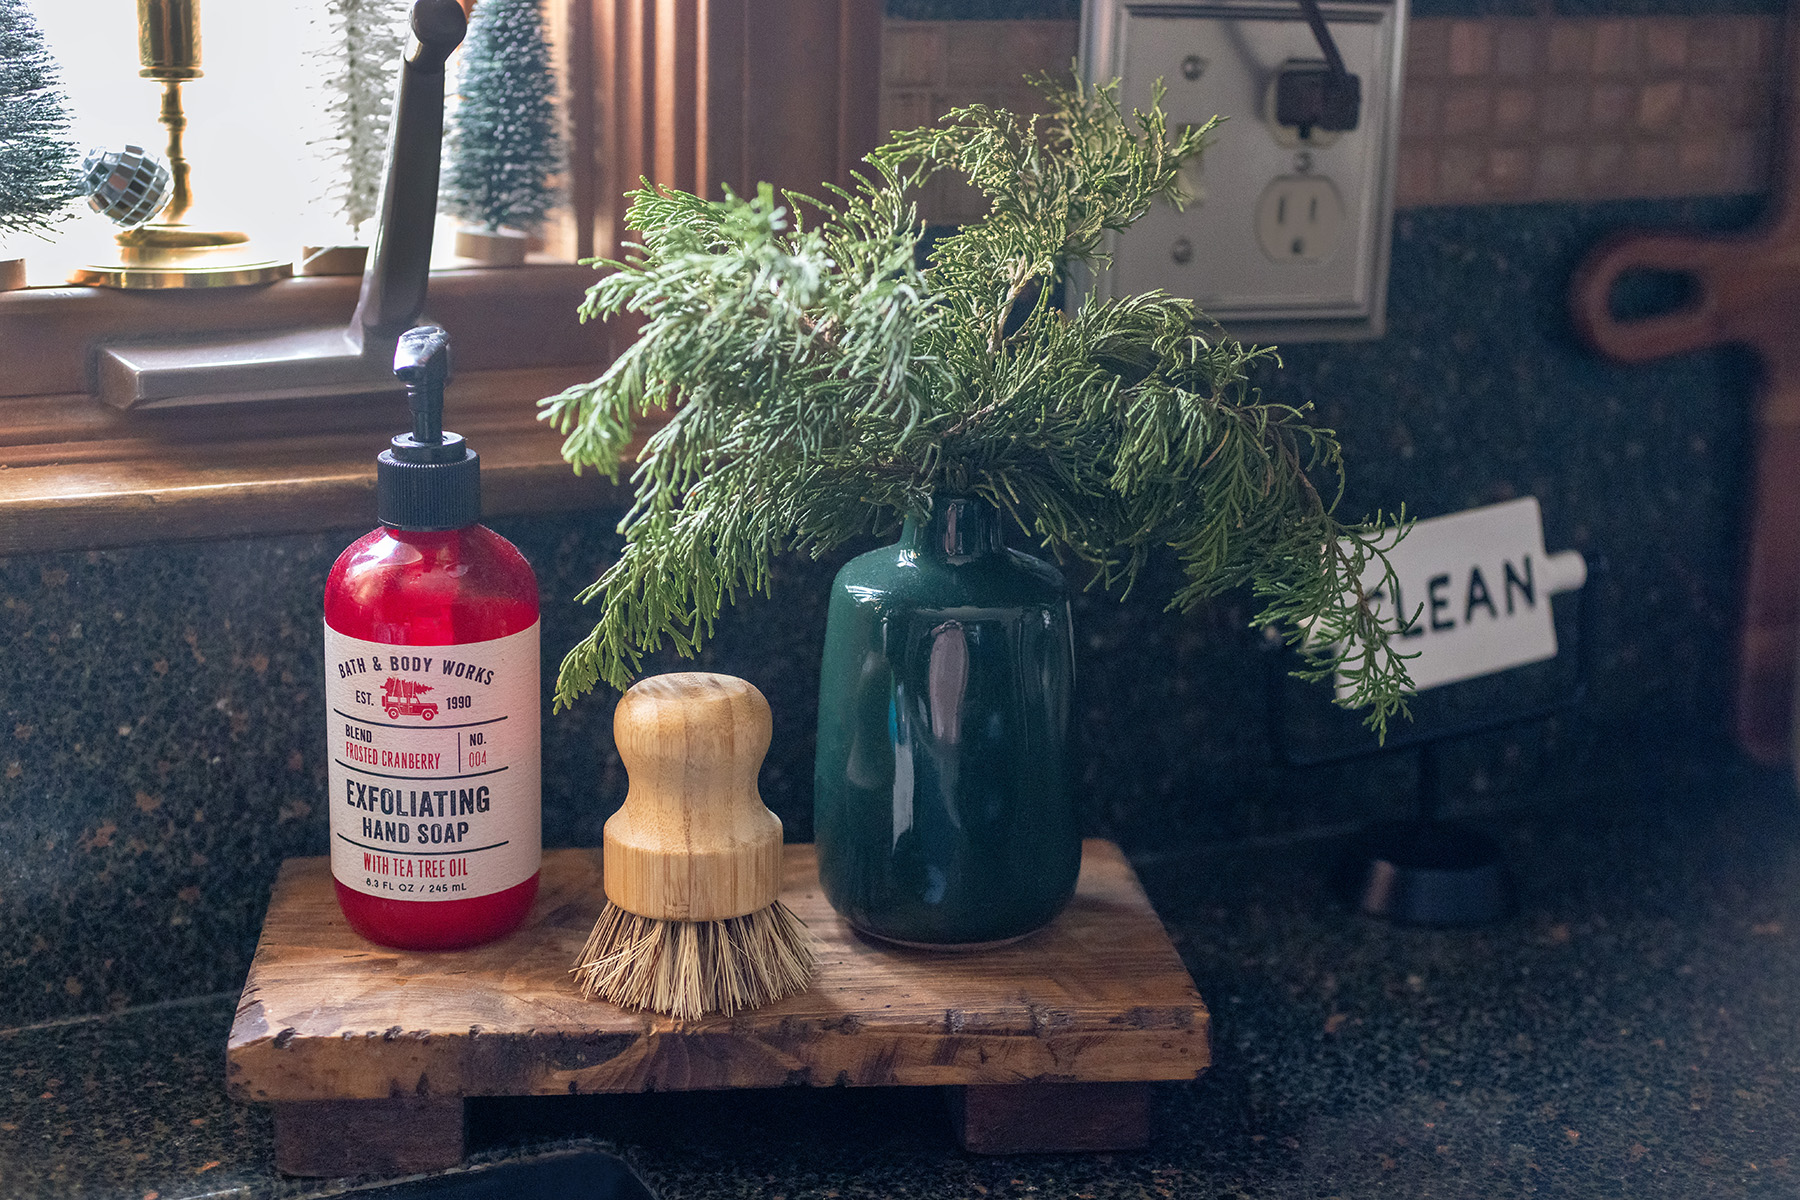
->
[544,73,1414,736]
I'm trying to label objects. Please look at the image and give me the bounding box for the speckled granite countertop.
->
[5,753,1798,1200]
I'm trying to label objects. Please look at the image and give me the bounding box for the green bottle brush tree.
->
[542,76,1413,737]
[0,0,79,288]
[444,0,560,237]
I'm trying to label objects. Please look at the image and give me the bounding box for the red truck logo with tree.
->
[382,677,438,720]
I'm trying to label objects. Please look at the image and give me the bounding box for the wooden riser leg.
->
[274,1098,466,1177]
[949,1082,1152,1154]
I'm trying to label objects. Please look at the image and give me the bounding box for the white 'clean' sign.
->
[1339,497,1587,699]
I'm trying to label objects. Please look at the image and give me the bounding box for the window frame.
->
[0,0,880,557]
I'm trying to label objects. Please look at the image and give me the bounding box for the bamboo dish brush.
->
[574,672,815,1019]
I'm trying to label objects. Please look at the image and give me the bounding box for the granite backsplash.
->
[0,193,1765,1028]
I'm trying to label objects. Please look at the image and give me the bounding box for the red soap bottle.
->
[322,326,541,949]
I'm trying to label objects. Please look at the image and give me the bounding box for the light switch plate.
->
[1077,0,1408,342]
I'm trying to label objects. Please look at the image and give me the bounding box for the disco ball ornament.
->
[81,145,173,228]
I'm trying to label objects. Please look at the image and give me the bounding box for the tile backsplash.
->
[881,15,1780,220]
[1399,16,1778,203]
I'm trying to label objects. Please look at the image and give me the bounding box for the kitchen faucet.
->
[93,0,467,410]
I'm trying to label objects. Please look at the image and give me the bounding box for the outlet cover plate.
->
[1078,0,1408,342]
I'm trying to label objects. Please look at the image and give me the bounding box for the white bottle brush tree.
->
[0,0,79,272]
[444,0,560,236]
[313,0,410,240]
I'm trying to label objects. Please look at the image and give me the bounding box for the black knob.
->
[408,0,468,70]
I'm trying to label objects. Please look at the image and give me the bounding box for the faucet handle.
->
[408,0,468,70]
[352,0,467,350]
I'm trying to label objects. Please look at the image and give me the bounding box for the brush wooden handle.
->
[605,673,782,922]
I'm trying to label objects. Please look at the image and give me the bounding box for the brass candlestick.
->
[71,0,292,289]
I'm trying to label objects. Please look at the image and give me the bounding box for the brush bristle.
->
[572,901,816,1021]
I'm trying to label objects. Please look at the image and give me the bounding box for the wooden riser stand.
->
[229,842,1210,1175]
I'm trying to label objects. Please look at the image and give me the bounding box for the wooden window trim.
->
[578,0,881,260]
[0,0,881,557]
[0,265,623,556]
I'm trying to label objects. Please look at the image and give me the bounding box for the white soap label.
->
[323,621,541,901]
[1339,498,1587,698]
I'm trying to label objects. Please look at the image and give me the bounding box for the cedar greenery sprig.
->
[541,74,1414,737]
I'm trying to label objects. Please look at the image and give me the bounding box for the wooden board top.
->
[228,841,1209,1102]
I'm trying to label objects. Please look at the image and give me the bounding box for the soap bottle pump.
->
[322,326,542,950]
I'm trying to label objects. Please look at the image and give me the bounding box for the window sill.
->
[1,263,608,398]
[0,266,633,556]
[0,365,638,556]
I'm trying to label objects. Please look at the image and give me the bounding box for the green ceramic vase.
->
[813,495,1080,947]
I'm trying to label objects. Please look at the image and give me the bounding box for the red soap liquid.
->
[324,524,540,949]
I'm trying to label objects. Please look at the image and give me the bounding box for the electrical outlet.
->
[1077,0,1408,342]
[1256,175,1345,262]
